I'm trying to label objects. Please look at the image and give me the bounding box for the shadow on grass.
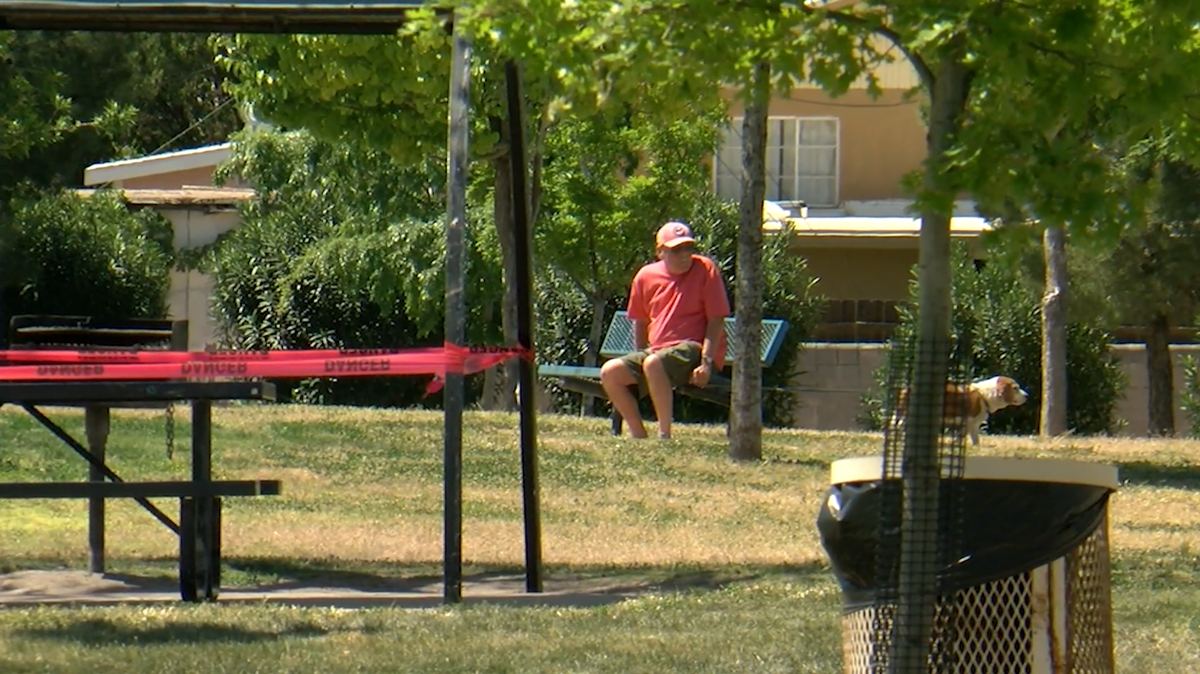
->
[220,556,831,597]
[761,455,830,470]
[620,561,829,593]
[2,555,833,596]
[0,554,836,615]
[0,556,834,611]
[1117,461,1200,490]
[14,616,374,646]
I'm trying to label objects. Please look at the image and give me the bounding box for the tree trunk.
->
[581,297,608,416]
[529,107,549,229]
[728,60,770,463]
[482,96,547,414]
[1146,311,1175,436]
[480,300,500,409]
[486,114,520,412]
[895,46,971,674]
[1040,223,1069,436]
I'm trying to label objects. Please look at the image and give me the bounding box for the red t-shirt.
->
[627,255,732,369]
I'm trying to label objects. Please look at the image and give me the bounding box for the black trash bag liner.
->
[816,478,1112,610]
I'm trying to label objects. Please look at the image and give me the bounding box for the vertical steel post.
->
[191,399,217,601]
[84,404,109,574]
[503,59,543,593]
[442,17,471,606]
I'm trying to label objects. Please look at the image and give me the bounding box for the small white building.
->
[79,143,253,351]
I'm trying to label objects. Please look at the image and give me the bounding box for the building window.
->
[714,116,840,208]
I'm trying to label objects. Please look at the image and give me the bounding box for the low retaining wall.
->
[791,342,1200,437]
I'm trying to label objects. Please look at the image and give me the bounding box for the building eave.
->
[74,186,256,209]
[83,142,233,186]
[764,214,993,249]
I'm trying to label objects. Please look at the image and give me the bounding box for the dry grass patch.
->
[4,405,1200,672]
[223,513,446,562]
[9,405,1200,571]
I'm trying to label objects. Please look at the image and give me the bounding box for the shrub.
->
[0,188,171,344]
[1180,356,1200,437]
[203,129,502,407]
[205,189,339,352]
[859,242,1125,435]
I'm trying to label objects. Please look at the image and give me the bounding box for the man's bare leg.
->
[600,359,649,438]
[642,353,675,439]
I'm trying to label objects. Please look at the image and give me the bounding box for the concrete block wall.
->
[791,343,885,431]
[1109,344,1200,436]
[789,342,1200,437]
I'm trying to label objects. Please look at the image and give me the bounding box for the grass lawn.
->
[1,403,1199,672]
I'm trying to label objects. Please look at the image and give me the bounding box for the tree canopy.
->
[1,32,239,204]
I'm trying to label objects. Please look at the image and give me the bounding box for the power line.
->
[148,95,237,156]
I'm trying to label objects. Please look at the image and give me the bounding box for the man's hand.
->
[689,358,714,388]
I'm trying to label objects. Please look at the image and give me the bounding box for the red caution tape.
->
[0,345,531,383]
[0,345,529,365]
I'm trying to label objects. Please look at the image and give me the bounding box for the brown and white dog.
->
[891,375,1029,447]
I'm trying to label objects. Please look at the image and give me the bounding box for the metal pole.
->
[84,404,109,574]
[504,59,543,593]
[190,399,220,601]
[442,18,471,606]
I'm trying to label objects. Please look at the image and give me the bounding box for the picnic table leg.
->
[179,497,197,601]
[181,399,221,602]
[84,404,110,574]
[179,495,221,603]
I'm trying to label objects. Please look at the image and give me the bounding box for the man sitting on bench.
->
[600,221,732,440]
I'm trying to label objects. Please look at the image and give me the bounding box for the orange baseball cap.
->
[656,221,696,248]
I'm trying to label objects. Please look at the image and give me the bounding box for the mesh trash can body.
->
[819,457,1119,674]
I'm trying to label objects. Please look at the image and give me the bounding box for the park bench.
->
[0,315,282,603]
[538,311,790,434]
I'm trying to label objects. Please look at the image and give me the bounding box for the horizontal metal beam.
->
[0,1,434,34]
[0,479,282,499]
[0,380,276,404]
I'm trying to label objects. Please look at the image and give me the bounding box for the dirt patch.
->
[0,569,175,597]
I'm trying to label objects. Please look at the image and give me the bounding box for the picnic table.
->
[538,311,790,434]
[0,315,281,603]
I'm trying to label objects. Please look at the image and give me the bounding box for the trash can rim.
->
[829,456,1119,490]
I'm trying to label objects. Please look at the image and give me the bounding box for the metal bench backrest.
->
[598,311,789,366]
[9,315,188,354]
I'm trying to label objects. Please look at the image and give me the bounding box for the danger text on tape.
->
[0,345,530,382]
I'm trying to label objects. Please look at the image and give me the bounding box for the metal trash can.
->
[817,456,1119,674]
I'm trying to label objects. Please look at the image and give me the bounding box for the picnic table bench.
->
[0,315,282,603]
[538,311,789,434]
